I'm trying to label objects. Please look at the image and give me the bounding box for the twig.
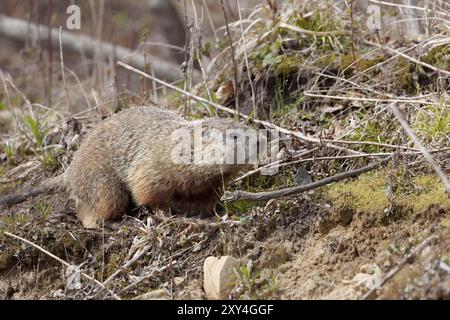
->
[278,22,347,36]
[303,91,444,106]
[367,0,449,17]
[221,0,240,114]
[349,0,357,68]
[236,0,256,115]
[0,177,24,184]
[4,231,121,300]
[47,0,53,107]
[65,67,92,110]
[221,154,395,202]
[361,233,438,300]
[388,103,450,197]
[322,139,419,151]
[202,0,218,42]
[367,40,450,77]
[235,148,450,183]
[0,175,64,209]
[102,244,152,287]
[59,27,70,113]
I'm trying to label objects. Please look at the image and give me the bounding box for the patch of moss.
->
[274,55,303,76]
[397,175,450,213]
[327,171,389,214]
[326,171,450,216]
[315,53,386,77]
[0,241,20,270]
[421,45,450,70]
[102,252,126,279]
[395,58,417,94]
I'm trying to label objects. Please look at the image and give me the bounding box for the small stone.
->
[174,276,185,286]
[132,288,169,300]
[203,256,239,300]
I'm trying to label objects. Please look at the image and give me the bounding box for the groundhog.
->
[0,106,257,228]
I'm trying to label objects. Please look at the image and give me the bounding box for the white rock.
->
[203,256,239,300]
[132,288,169,300]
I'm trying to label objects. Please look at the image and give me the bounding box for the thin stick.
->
[221,154,395,202]
[349,0,358,68]
[368,41,450,77]
[388,103,450,197]
[65,67,92,110]
[235,148,449,183]
[278,22,347,36]
[367,0,449,17]
[102,244,152,287]
[202,0,218,42]
[237,0,256,115]
[59,27,70,113]
[221,0,240,114]
[322,139,419,151]
[4,231,121,300]
[303,91,445,106]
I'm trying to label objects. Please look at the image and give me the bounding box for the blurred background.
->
[0,0,262,116]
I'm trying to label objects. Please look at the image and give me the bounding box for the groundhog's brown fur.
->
[67,106,251,228]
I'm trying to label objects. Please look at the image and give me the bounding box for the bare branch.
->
[222,154,395,202]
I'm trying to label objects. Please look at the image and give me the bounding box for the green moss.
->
[274,55,303,75]
[326,171,450,216]
[0,239,20,270]
[421,45,450,70]
[398,175,450,213]
[395,58,416,93]
[327,171,389,214]
[103,252,125,278]
[315,53,386,77]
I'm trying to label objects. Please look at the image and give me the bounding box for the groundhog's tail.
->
[0,174,66,209]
